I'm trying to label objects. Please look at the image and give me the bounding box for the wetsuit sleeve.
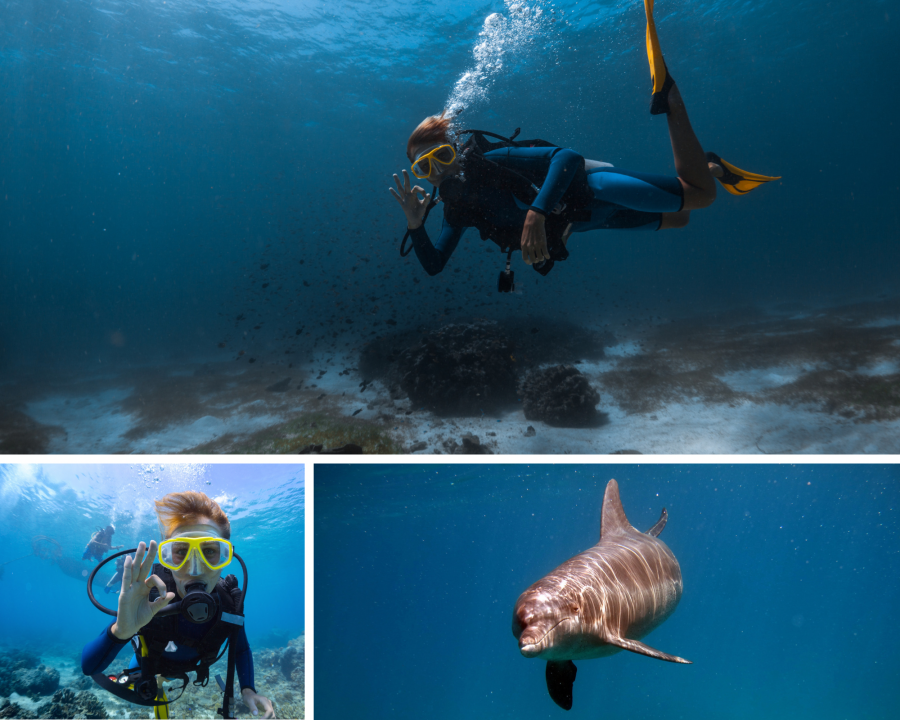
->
[409,219,466,276]
[81,623,131,676]
[487,146,584,216]
[233,626,256,694]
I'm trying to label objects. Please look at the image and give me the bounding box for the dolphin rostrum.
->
[512,479,691,710]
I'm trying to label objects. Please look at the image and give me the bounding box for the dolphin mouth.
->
[518,617,573,657]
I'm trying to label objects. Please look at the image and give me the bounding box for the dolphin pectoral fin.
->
[545,660,577,710]
[606,636,692,664]
[646,507,667,537]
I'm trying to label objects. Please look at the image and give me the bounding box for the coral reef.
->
[34,689,108,719]
[442,433,494,454]
[0,700,24,719]
[11,666,60,699]
[395,320,518,416]
[0,650,51,708]
[520,365,601,427]
[359,317,612,420]
[0,633,304,719]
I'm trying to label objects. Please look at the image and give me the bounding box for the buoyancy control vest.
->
[440,128,593,257]
[88,554,248,719]
[138,563,245,683]
[400,128,594,281]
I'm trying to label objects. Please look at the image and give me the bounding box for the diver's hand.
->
[241,688,276,718]
[110,541,175,640]
[520,210,550,265]
[389,170,430,230]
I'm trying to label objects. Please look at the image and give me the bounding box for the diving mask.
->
[411,144,456,179]
[158,536,233,575]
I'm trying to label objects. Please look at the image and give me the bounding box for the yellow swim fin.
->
[706,152,782,195]
[644,0,674,115]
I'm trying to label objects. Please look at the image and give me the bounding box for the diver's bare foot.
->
[708,162,724,178]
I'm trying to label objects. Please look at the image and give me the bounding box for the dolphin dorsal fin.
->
[600,479,635,539]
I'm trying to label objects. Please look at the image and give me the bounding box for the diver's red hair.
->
[154,491,231,540]
[407,111,453,160]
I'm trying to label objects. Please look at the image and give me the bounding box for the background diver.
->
[82,524,123,562]
[81,491,276,719]
[390,0,779,284]
[104,555,127,594]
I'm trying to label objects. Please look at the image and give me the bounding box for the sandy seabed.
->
[3,298,899,455]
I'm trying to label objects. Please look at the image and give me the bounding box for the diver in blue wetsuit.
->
[390,0,778,286]
[81,491,275,719]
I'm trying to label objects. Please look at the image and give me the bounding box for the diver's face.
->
[166,518,225,597]
[409,143,460,186]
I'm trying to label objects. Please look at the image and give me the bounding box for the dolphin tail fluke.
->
[646,507,668,537]
[606,636,692,664]
[545,660,577,710]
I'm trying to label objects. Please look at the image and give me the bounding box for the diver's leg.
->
[665,83,716,211]
[570,207,663,235]
[659,210,690,229]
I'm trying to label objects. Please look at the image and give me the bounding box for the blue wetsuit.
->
[409,145,684,275]
[81,620,256,693]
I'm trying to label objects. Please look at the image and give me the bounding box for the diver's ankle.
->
[665,83,684,114]
[708,162,723,178]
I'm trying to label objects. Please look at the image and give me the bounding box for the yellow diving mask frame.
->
[411,144,456,179]
[158,536,233,572]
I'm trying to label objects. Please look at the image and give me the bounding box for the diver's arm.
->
[234,628,277,718]
[233,626,257,693]
[489,146,584,215]
[409,220,465,276]
[81,623,131,675]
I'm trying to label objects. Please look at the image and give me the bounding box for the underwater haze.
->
[0,464,304,717]
[3,0,898,452]
[314,463,900,720]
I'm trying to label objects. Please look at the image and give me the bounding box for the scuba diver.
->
[83,524,123,562]
[391,0,780,291]
[81,491,275,719]
[104,555,126,594]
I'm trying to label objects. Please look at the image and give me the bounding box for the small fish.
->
[352,409,362,416]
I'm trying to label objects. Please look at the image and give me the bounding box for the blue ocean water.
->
[0,464,304,683]
[2,0,897,372]
[315,464,900,719]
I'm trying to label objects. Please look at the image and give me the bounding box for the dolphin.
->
[512,479,691,710]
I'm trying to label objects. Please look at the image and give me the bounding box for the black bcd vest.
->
[138,563,245,684]
[439,129,594,258]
